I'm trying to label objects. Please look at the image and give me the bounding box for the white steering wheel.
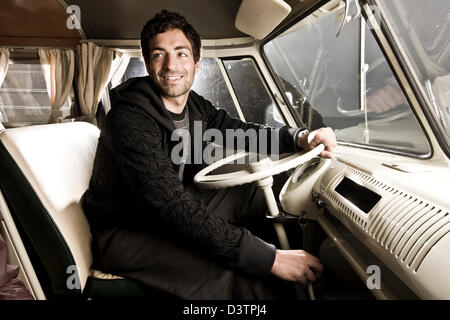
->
[194,144,325,189]
[194,143,325,301]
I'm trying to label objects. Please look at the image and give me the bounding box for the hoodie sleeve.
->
[103,105,276,277]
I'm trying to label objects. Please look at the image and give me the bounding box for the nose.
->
[163,52,178,70]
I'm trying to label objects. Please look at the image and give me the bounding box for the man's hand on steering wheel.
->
[297,127,337,159]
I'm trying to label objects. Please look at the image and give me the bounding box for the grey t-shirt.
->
[169,107,190,181]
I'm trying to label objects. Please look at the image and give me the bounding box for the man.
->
[82,10,337,299]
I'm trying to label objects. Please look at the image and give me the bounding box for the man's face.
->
[146,28,200,101]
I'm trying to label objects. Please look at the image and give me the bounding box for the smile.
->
[162,75,183,81]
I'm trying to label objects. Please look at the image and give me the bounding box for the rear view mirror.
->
[235,0,291,40]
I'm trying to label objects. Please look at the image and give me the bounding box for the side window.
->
[0,63,70,126]
[378,0,450,152]
[191,58,239,118]
[223,58,285,127]
[117,57,147,85]
[263,4,430,155]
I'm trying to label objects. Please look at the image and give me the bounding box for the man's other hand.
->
[270,249,324,285]
[297,127,337,159]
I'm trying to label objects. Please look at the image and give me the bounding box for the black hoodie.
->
[82,76,303,278]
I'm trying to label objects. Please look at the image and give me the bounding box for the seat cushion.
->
[0,122,99,297]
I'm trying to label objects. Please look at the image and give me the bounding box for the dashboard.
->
[279,146,450,299]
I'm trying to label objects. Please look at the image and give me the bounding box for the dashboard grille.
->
[324,188,367,228]
[324,166,450,272]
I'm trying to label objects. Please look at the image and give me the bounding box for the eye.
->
[179,52,189,57]
[152,52,163,59]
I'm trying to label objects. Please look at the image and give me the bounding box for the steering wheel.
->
[194,143,325,300]
[194,144,325,189]
[194,143,325,250]
[194,143,325,246]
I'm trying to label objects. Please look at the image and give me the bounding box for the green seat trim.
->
[0,141,80,299]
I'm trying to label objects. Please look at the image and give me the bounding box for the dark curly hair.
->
[140,10,201,65]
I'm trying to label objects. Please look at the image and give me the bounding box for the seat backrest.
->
[0,122,99,298]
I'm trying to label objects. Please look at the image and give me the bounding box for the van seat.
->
[0,122,151,299]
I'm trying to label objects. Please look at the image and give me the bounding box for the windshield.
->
[378,0,450,152]
[263,0,431,156]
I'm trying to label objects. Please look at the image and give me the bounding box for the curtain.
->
[107,50,128,89]
[102,51,129,113]
[76,42,115,123]
[39,49,75,123]
[0,48,10,124]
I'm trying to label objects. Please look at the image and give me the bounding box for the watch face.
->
[299,129,310,136]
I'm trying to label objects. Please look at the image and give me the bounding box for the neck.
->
[162,94,189,114]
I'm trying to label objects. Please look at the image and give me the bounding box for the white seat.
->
[0,122,167,299]
[0,122,99,294]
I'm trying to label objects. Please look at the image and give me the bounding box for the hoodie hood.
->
[109,76,176,132]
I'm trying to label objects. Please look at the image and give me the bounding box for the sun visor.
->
[235,0,292,40]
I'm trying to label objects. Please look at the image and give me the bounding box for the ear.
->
[145,62,152,76]
[194,60,200,74]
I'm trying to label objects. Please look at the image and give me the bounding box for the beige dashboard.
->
[280,145,450,299]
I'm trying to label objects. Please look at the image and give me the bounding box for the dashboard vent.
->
[325,166,450,272]
[324,188,367,228]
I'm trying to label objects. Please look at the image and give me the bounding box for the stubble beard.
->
[159,81,191,99]
[153,68,195,100]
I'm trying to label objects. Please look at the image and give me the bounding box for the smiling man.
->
[146,28,199,113]
[82,10,337,299]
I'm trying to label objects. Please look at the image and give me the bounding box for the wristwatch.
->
[295,128,310,148]
[297,128,310,137]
